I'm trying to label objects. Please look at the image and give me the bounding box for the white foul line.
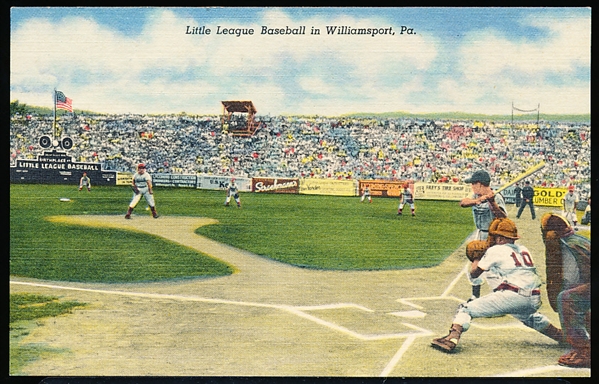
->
[10,280,426,342]
[441,262,470,297]
[379,335,417,377]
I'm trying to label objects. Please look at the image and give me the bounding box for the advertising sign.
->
[358,180,407,198]
[299,178,357,196]
[152,173,197,188]
[534,187,568,207]
[252,177,300,194]
[197,175,252,192]
[10,150,117,186]
[414,183,471,201]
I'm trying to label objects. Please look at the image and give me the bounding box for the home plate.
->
[388,310,427,318]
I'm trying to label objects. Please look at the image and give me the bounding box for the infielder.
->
[431,218,563,353]
[397,183,415,216]
[360,184,372,203]
[78,172,91,192]
[224,177,241,208]
[562,185,579,228]
[460,170,507,300]
[125,163,158,219]
[541,213,590,368]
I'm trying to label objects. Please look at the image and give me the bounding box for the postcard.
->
[10,7,591,378]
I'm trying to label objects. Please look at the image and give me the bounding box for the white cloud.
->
[459,15,590,79]
[10,8,590,115]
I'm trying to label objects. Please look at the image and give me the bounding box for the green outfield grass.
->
[10,184,474,282]
[195,192,474,269]
[10,184,234,283]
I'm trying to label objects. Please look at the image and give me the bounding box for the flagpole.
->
[53,88,57,139]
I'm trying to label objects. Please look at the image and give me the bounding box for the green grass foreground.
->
[10,184,474,282]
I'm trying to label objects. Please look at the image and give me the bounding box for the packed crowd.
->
[10,112,591,197]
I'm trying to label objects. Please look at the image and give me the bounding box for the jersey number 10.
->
[510,251,534,267]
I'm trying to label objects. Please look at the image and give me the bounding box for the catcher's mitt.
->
[466,240,488,262]
[132,186,140,194]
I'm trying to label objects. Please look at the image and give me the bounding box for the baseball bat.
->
[494,161,546,194]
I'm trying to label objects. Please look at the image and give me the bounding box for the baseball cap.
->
[137,163,146,169]
[568,185,575,191]
[464,170,491,185]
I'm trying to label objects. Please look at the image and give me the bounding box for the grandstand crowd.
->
[10,112,591,198]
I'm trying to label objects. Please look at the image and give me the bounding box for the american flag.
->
[55,90,73,112]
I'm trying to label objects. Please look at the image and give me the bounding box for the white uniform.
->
[360,186,371,202]
[130,171,155,208]
[398,186,415,215]
[79,175,91,191]
[563,191,579,226]
[453,243,552,333]
[225,181,241,207]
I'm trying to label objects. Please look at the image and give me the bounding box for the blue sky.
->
[10,7,591,116]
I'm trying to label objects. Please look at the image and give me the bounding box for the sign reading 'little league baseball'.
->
[10,150,117,185]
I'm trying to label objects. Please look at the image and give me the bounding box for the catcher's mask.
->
[541,213,574,238]
[489,218,520,239]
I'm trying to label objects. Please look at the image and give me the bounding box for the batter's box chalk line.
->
[11,280,433,341]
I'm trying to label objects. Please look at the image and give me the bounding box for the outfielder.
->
[78,172,91,192]
[460,170,507,300]
[224,177,241,208]
[431,218,563,353]
[360,184,372,203]
[397,183,415,216]
[125,163,158,219]
[562,185,579,228]
[541,213,590,368]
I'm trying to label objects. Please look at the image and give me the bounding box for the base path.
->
[10,207,590,377]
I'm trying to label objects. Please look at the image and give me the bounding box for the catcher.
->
[541,213,590,368]
[431,218,563,353]
[125,163,159,219]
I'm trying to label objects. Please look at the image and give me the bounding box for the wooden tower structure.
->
[221,100,260,137]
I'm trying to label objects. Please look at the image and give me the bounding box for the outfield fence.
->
[10,151,581,208]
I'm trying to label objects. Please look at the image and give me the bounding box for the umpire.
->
[513,182,522,207]
[516,180,536,220]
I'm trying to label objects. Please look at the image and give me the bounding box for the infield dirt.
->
[10,205,590,377]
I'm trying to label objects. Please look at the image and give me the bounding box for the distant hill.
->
[341,111,590,123]
[10,100,590,123]
[10,100,99,117]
